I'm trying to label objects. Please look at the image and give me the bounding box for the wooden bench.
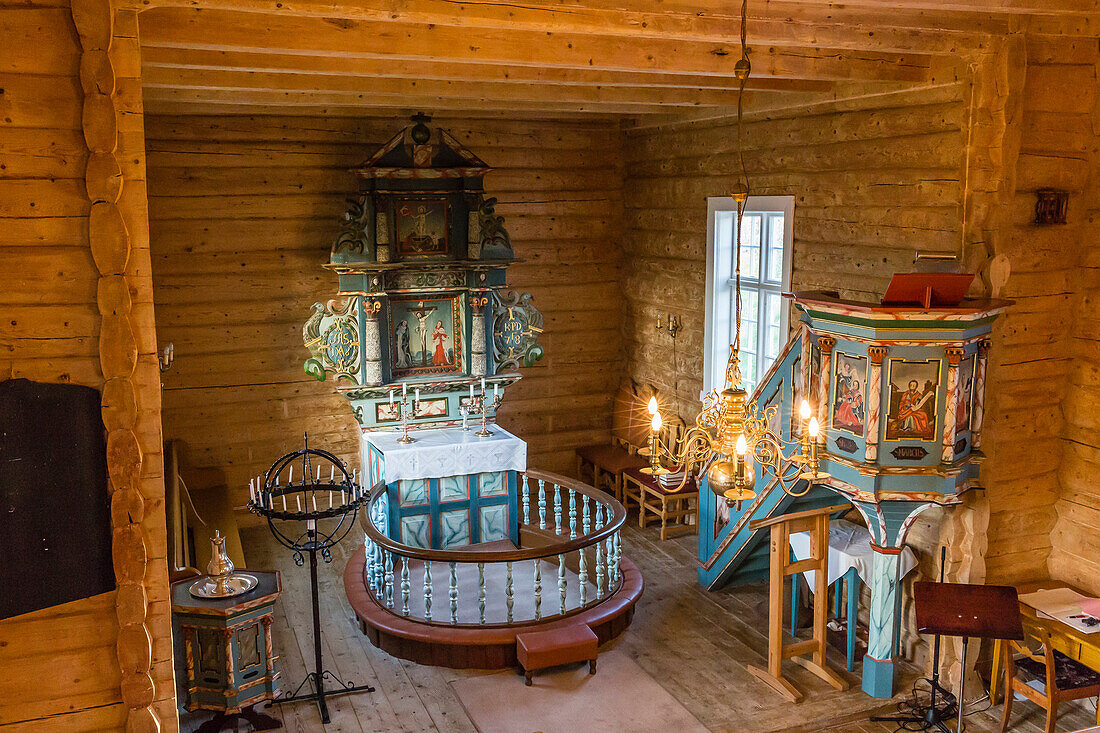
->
[575,382,686,505]
[516,624,599,686]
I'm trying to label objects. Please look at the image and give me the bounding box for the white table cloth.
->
[790,520,918,591]
[363,425,527,483]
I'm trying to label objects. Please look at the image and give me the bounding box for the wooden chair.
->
[575,382,649,503]
[999,617,1100,733]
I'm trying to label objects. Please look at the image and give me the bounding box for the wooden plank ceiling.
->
[133,0,1100,118]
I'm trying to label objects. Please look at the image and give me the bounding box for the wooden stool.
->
[516,625,599,686]
[747,504,851,703]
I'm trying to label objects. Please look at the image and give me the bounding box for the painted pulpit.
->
[797,288,1008,697]
[698,281,1008,699]
[303,114,544,550]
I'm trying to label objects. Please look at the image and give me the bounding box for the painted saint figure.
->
[898,380,935,439]
[432,320,450,365]
[831,354,866,434]
[834,379,865,433]
[395,320,411,368]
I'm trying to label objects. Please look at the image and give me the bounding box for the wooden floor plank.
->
[175,518,1095,733]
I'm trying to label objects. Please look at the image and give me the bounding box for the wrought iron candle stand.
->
[248,440,375,724]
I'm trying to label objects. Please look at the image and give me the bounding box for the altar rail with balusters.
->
[359,470,627,628]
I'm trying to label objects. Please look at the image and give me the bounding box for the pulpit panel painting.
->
[885,358,941,442]
[831,352,867,436]
[390,294,463,378]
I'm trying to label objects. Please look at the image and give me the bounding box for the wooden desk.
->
[990,580,1100,726]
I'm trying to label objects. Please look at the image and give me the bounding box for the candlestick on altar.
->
[460,401,471,431]
[475,392,504,438]
[396,390,416,444]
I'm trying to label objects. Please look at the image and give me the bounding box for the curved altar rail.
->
[360,469,626,626]
[348,469,643,668]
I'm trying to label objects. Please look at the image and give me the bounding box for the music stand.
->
[874,581,1023,732]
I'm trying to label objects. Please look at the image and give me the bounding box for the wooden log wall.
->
[146,115,623,515]
[0,3,176,730]
[1047,39,1100,596]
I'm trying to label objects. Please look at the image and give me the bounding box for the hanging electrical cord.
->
[731,0,751,373]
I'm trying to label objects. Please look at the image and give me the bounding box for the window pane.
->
[766,214,785,284]
[764,292,782,359]
[741,354,757,390]
[716,211,734,252]
[737,214,762,280]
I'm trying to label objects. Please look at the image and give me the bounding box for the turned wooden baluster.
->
[385,551,394,608]
[364,537,374,593]
[401,556,410,616]
[594,504,606,598]
[522,474,530,524]
[424,560,433,622]
[533,559,543,621]
[478,562,486,625]
[611,531,621,587]
[506,561,515,623]
[558,554,567,615]
[582,494,591,534]
[553,483,562,535]
[579,543,589,606]
[568,487,577,539]
[449,562,458,625]
[538,479,547,529]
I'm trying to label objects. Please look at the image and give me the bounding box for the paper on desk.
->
[1081,597,1100,618]
[1020,588,1100,634]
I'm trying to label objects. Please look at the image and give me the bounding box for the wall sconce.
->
[158,343,174,372]
[1035,188,1068,225]
[656,313,681,339]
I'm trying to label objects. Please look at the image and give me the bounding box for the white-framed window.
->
[703,196,794,396]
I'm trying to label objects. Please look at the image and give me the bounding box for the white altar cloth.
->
[363,426,527,483]
[790,520,917,591]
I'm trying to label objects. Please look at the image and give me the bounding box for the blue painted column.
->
[863,547,902,698]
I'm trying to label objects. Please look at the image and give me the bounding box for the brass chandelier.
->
[641,0,826,509]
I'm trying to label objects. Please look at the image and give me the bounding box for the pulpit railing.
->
[359,469,626,627]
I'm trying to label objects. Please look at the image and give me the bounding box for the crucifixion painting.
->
[389,295,463,378]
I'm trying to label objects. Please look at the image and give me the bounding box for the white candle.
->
[281,496,287,512]
[389,388,395,405]
[249,486,255,503]
[296,495,302,512]
[288,465,293,484]
[414,387,420,404]
[469,383,474,400]
[341,490,347,505]
[330,466,335,481]
[481,377,486,392]
[494,383,499,400]
[328,491,333,509]
[402,382,407,396]
[312,495,318,512]
[316,465,321,480]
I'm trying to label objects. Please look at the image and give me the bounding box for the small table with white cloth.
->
[789,520,918,671]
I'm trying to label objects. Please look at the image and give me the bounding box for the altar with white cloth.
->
[363,426,527,549]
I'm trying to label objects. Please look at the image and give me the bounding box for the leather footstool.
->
[516,625,598,686]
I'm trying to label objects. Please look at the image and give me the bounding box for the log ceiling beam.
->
[132,0,997,56]
[140,47,836,93]
[137,9,935,83]
[140,87,761,115]
[143,67,777,107]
